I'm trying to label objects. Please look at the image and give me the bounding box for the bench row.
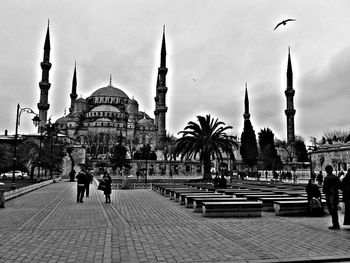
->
[152,183,330,217]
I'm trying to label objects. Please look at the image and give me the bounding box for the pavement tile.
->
[0,181,350,262]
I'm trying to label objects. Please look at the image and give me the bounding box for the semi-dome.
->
[76,98,86,103]
[90,105,120,113]
[137,111,150,119]
[95,118,112,122]
[128,97,138,105]
[137,116,154,127]
[56,116,69,125]
[90,84,129,99]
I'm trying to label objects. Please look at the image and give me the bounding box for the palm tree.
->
[173,114,238,181]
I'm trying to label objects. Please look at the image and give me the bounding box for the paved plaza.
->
[0,180,350,263]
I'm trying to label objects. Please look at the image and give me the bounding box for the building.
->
[52,28,169,160]
[310,142,350,174]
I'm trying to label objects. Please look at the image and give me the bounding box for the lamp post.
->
[145,156,148,185]
[37,128,43,179]
[12,104,40,189]
[307,146,316,179]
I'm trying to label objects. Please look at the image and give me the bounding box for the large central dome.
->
[90,83,129,99]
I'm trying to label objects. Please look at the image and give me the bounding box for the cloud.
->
[297,47,350,140]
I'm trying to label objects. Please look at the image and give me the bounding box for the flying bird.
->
[274,19,296,30]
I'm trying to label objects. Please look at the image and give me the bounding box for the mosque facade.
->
[43,27,170,159]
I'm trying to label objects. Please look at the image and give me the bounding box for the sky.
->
[1,0,350,145]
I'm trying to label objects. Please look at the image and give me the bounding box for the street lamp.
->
[307,146,316,179]
[12,103,40,189]
[37,128,43,180]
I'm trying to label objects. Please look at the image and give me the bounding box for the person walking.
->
[76,168,87,203]
[323,165,340,230]
[102,170,112,203]
[85,169,93,197]
[306,178,323,216]
[342,169,350,226]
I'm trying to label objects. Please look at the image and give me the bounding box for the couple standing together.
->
[76,167,93,203]
[76,168,112,204]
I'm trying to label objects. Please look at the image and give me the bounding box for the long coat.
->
[342,172,350,225]
[103,174,112,195]
[323,174,340,204]
[306,183,321,202]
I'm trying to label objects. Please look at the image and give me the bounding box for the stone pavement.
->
[0,181,350,263]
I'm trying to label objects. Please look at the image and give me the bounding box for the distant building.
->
[310,142,350,174]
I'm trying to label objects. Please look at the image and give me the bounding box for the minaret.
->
[155,26,168,149]
[69,62,77,114]
[284,47,296,143]
[154,75,160,128]
[243,83,250,120]
[37,22,52,132]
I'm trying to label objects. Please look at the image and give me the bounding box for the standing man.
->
[76,167,87,203]
[85,169,93,197]
[323,165,340,230]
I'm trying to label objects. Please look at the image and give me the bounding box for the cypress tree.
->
[240,119,258,168]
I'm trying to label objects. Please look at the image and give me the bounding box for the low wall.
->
[3,178,62,201]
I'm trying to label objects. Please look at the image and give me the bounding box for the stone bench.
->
[163,187,192,197]
[193,197,247,213]
[273,191,305,197]
[244,194,290,201]
[179,192,225,205]
[273,200,327,216]
[184,194,232,207]
[202,201,262,217]
[152,184,185,194]
[152,183,183,192]
[172,189,209,201]
[258,197,307,212]
[215,189,253,194]
[233,192,275,198]
[185,183,216,191]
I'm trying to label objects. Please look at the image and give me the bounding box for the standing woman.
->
[342,169,350,225]
[103,170,112,203]
[306,178,322,216]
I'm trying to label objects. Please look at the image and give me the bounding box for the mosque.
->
[35,22,300,177]
[37,24,169,162]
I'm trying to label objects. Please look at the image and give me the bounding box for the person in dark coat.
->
[85,169,93,197]
[219,175,227,188]
[213,173,220,188]
[76,168,87,203]
[306,178,322,216]
[342,169,350,225]
[102,170,112,203]
[323,165,340,230]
